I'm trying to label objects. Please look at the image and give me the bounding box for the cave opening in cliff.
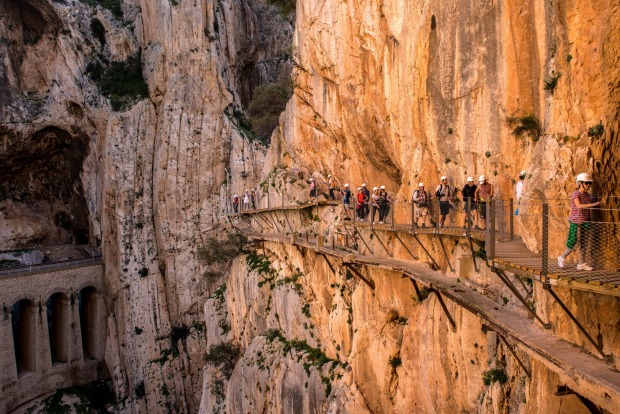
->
[0,126,91,250]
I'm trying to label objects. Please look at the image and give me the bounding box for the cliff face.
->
[197,0,620,413]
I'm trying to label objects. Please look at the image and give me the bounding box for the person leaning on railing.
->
[557,173,601,271]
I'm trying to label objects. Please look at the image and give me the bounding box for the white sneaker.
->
[379,221,384,224]
[577,263,593,271]
[557,256,565,268]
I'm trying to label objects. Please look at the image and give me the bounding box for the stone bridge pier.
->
[0,263,106,413]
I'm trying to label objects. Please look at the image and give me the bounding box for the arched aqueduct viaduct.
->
[0,262,106,413]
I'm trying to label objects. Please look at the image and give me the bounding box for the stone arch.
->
[78,286,98,359]
[46,292,69,364]
[11,299,38,376]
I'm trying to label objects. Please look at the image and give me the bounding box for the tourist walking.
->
[557,173,601,271]
[309,178,316,203]
[361,183,370,220]
[342,184,351,220]
[412,183,431,227]
[378,185,390,224]
[475,175,493,229]
[515,171,526,215]
[434,176,453,228]
[461,177,478,228]
[243,190,251,210]
[328,175,337,200]
[371,187,380,223]
[232,194,239,213]
[251,188,257,210]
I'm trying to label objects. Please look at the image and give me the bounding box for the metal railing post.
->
[353,199,357,225]
[510,198,514,240]
[436,201,440,228]
[542,203,549,280]
[391,199,395,230]
[267,192,270,210]
[281,192,284,210]
[488,200,495,260]
[370,203,375,228]
[466,198,472,231]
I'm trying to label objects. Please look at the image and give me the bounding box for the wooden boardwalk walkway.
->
[228,203,620,297]
[245,231,620,413]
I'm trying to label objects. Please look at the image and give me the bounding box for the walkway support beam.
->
[543,284,607,360]
[494,268,550,328]
[343,263,375,290]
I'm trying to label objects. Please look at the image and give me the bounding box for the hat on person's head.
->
[345,183,350,187]
[576,172,592,183]
[419,182,424,187]
[380,185,385,189]
[310,178,314,181]
[357,187,361,191]
[479,175,487,183]
[234,194,238,197]
[362,183,367,187]
[251,188,255,191]
[441,176,447,181]
[245,189,248,192]
[467,176,474,182]
[519,170,527,178]
[328,175,331,178]
[373,186,378,191]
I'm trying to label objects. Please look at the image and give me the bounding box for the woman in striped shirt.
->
[557,173,601,271]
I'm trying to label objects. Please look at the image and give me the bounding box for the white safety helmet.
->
[380,185,385,189]
[362,183,367,187]
[251,188,255,191]
[310,178,314,181]
[467,176,474,182]
[357,187,361,191]
[344,183,350,187]
[328,175,331,178]
[479,175,487,183]
[418,182,425,187]
[440,176,447,181]
[576,173,592,183]
[245,189,248,192]
[373,186,378,191]
[519,170,527,178]
[234,194,238,198]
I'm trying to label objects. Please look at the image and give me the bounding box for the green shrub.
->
[86,54,149,111]
[388,356,402,368]
[506,115,542,142]
[90,17,106,46]
[543,72,561,93]
[197,233,248,265]
[248,81,293,144]
[482,368,508,385]
[267,0,296,15]
[203,342,240,379]
[80,0,123,18]
[587,122,604,138]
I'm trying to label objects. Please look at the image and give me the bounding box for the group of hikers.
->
[232,170,602,272]
[231,189,257,213]
[337,174,496,229]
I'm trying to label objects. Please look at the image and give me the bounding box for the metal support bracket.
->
[343,263,375,290]
[467,235,480,272]
[498,334,531,377]
[353,227,373,254]
[555,385,603,414]
[394,233,419,261]
[412,233,440,270]
[543,284,608,360]
[430,289,457,330]
[494,267,551,329]
[371,229,392,257]
[318,253,336,275]
[437,236,454,272]
[405,276,429,303]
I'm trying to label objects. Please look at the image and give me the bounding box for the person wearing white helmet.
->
[232,194,240,213]
[557,173,601,271]
[309,177,316,203]
[515,171,527,215]
[461,176,478,228]
[356,187,364,220]
[360,183,370,220]
[371,187,381,223]
[243,189,250,211]
[434,176,454,228]
[378,185,390,224]
[341,183,352,220]
[250,188,257,210]
[475,175,493,229]
[328,174,337,200]
[412,182,431,227]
